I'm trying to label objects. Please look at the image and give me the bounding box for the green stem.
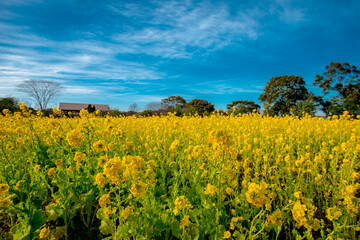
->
[248,209,265,239]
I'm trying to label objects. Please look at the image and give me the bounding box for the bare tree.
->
[17,79,63,110]
[128,103,140,112]
[145,102,163,111]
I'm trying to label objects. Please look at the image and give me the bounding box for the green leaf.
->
[189,223,200,240]
[99,220,112,236]
[242,213,251,220]
[170,220,181,238]
[10,222,31,240]
[30,209,46,238]
[154,219,166,231]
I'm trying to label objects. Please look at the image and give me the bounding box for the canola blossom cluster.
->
[0,104,360,239]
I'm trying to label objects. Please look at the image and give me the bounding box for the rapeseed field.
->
[0,103,359,239]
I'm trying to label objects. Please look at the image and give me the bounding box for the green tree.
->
[291,98,317,117]
[311,96,331,116]
[313,62,360,116]
[327,98,360,116]
[161,96,186,116]
[161,96,186,109]
[87,104,96,113]
[227,100,260,115]
[184,99,215,116]
[0,97,18,113]
[138,110,153,117]
[259,75,309,116]
[109,110,124,117]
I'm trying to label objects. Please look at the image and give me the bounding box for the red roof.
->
[59,103,110,111]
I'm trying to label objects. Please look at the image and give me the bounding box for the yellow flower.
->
[173,195,193,215]
[267,210,283,226]
[0,184,9,196]
[130,181,146,197]
[66,129,83,146]
[93,140,106,152]
[55,159,63,168]
[344,184,359,196]
[292,201,307,227]
[95,173,106,187]
[121,206,134,220]
[103,157,123,184]
[245,182,270,208]
[204,183,218,196]
[104,206,112,219]
[79,109,89,117]
[99,194,111,208]
[169,139,179,152]
[2,109,11,115]
[294,191,302,200]
[74,152,86,162]
[34,165,41,172]
[180,215,191,229]
[0,195,14,208]
[15,180,25,190]
[76,162,82,171]
[352,171,360,180]
[223,231,231,239]
[225,187,234,195]
[48,168,56,177]
[53,107,62,115]
[315,174,322,181]
[175,196,192,210]
[18,102,28,112]
[98,156,108,167]
[208,130,233,148]
[173,207,179,215]
[39,227,50,239]
[231,217,243,223]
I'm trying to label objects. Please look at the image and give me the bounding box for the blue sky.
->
[1,0,359,111]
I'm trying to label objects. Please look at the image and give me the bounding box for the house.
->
[59,103,110,114]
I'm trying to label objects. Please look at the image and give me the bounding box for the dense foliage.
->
[0,104,360,239]
[314,62,360,116]
[259,75,309,116]
[0,97,18,113]
[227,101,261,115]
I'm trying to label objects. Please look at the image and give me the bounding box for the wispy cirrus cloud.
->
[2,0,358,111]
[190,84,262,95]
[1,0,42,6]
[271,0,306,24]
[111,0,259,58]
[0,21,166,100]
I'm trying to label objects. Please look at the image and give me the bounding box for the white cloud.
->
[271,0,306,24]
[63,85,100,94]
[108,0,306,59]
[109,93,165,103]
[0,0,42,6]
[110,0,259,58]
[0,23,166,92]
[0,0,308,104]
[190,84,262,95]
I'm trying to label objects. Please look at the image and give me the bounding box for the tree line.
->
[133,62,360,117]
[259,62,360,117]
[1,62,359,117]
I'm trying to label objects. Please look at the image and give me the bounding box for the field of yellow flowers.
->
[0,103,360,239]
